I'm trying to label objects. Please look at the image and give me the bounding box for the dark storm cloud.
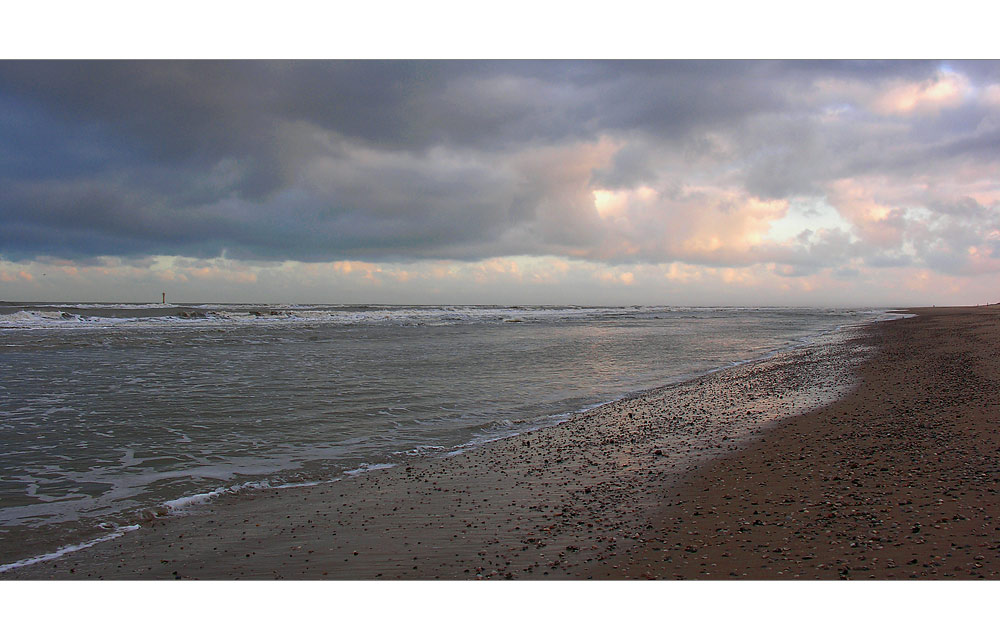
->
[1,60,999,271]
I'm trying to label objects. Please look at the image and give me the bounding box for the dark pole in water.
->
[162,292,166,304]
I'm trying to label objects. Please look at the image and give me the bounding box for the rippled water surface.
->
[0,302,885,562]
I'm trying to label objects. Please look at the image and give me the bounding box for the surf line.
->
[0,524,142,574]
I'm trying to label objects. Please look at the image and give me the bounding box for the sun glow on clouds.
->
[872,70,969,115]
[592,189,624,220]
[764,198,854,244]
[587,182,792,265]
[664,192,787,260]
[816,68,972,117]
[592,186,657,221]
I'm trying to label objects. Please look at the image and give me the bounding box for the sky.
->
[2,59,1000,306]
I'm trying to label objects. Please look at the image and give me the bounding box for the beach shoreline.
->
[3,311,880,579]
[9,307,997,579]
[0,305,870,567]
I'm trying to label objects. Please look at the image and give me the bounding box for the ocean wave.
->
[0,304,887,330]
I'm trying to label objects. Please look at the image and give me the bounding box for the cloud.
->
[2,60,1000,305]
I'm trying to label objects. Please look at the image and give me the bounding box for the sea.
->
[0,302,893,570]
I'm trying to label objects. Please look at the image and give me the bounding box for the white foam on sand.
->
[0,524,141,574]
[0,478,336,573]
[153,478,331,516]
[343,462,396,476]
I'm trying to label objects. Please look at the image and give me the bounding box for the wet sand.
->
[6,306,997,579]
[607,305,1000,579]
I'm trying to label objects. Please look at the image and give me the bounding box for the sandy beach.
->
[5,306,998,579]
[610,305,1000,579]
